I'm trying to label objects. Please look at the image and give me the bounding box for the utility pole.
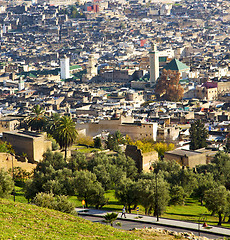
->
[11,154,15,202]
[155,169,159,222]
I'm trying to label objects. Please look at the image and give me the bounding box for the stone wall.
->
[77,119,158,141]
[3,131,52,163]
[0,153,36,172]
[164,151,207,168]
[125,145,158,172]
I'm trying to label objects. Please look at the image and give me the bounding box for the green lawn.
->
[8,186,28,204]
[163,198,230,228]
[72,145,101,153]
[103,191,230,228]
[103,190,123,212]
[68,195,82,207]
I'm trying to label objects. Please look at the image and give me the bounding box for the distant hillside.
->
[0,198,187,240]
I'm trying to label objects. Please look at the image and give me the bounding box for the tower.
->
[87,54,97,77]
[18,77,25,91]
[149,44,159,87]
[60,55,70,79]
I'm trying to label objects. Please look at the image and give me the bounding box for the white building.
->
[60,56,70,80]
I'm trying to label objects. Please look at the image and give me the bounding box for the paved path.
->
[80,215,222,239]
[76,208,230,237]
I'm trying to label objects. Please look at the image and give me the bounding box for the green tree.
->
[0,141,14,153]
[0,168,14,198]
[171,168,198,197]
[190,120,208,150]
[54,116,78,160]
[73,170,107,209]
[48,137,60,151]
[27,105,46,131]
[154,161,197,198]
[115,178,139,213]
[8,167,31,184]
[136,177,169,216]
[88,153,137,190]
[169,185,186,205]
[106,134,120,152]
[211,151,230,185]
[94,137,102,149]
[46,113,61,136]
[224,133,230,153]
[194,173,217,206]
[92,164,111,190]
[42,150,67,170]
[112,153,138,180]
[87,153,110,172]
[68,152,88,172]
[24,151,74,202]
[108,164,126,189]
[204,185,230,226]
[152,159,181,174]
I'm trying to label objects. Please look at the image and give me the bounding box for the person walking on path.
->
[121,206,126,218]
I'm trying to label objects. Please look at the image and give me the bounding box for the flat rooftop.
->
[3,131,45,139]
[165,149,204,157]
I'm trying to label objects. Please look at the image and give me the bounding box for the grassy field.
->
[0,198,139,240]
[103,191,230,228]
[12,186,230,228]
[73,145,102,153]
[8,186,28,204]
[0,198,188,240]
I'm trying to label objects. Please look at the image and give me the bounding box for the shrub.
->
[55,195,75,213]
[33,192,56,209]
[0,168,14,198]
[76,134,94,147]
[33,192,75,214]
[94,137,102,149]
[48,137,60,151]
[103,212,118,226]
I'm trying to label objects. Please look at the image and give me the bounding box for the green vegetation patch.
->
[0,198,143,240]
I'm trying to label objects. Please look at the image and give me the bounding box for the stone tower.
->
[149,44,159,87]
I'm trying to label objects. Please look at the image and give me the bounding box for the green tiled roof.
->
[70,65,82,70]
[28,73,37,78]
[159,56,167,63]
[163,59,189,71]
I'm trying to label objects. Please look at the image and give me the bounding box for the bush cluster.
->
[34,192,75,214]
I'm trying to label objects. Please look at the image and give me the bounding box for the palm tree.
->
[45,113,61,136]
[27,105,46,132]
[54,115,77,160]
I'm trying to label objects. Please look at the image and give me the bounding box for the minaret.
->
[18,77,25,91]
[60,55,70,79]
[149,44,159,87]
[87,54,97,77]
